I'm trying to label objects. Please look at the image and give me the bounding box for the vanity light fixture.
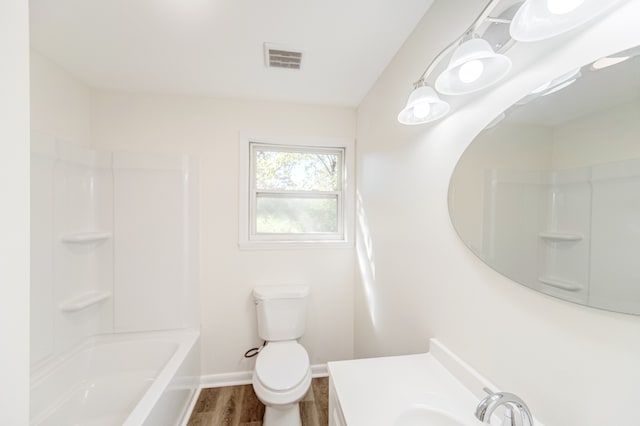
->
[397,81,450,125]
[398,0,628,125]
[510,0,630,42]
[397,0,512,125]
[435,38,512,96]
[546,0,584,15]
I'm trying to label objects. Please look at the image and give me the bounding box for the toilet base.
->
[263,402,301,426]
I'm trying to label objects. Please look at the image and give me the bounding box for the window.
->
[239,136,353,248]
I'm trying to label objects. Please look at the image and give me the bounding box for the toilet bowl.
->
[251,285,311,426]
[252,341,311,426]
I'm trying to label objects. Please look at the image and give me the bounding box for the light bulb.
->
[412,102,432,119]
[546,0,584,15]
[458,60,484,84]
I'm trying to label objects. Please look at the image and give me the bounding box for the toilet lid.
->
[255,342,309,392]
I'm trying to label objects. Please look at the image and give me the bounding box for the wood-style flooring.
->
[187,377,328,426]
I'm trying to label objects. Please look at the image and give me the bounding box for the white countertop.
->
[328,339,544,426]
[329,353,483,425]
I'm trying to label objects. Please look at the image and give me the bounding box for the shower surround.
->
[30,134,200,425]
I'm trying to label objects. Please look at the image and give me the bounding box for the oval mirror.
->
[449,45,640,315]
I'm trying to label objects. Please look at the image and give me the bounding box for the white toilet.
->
[252,285,311,426]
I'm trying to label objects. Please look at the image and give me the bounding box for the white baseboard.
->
[200,363,328,389]
[200,370,253,388]
[311,363,328,378]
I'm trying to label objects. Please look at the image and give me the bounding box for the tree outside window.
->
[250,143,345,240]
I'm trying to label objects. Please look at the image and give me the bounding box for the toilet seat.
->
[255,341,309,392]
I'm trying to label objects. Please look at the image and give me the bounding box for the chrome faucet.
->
[475,387,534,426]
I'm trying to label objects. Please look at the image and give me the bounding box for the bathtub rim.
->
[30,328,200,426]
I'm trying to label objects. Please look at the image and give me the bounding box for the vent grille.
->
[264,43,303,70]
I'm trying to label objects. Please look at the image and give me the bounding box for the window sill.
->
[238,240,353,251]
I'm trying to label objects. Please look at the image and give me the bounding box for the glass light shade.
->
[510,0,629,42]
[397,85,450,125]
[435,38,512,96]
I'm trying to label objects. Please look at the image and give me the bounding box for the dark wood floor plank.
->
[188,377,328,426]
[211,385,244,425]
[238,384,265,422]
[186,412,209,426]
[301,383,315,402]
[300,400,320,426]
[312,377,329,426]
[192,387,221,414]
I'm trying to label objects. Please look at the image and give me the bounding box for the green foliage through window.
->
[255,149,339,191]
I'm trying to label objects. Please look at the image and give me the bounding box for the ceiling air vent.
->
[264,43,303,70]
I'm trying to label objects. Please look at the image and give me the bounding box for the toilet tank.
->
[253,285,309,341]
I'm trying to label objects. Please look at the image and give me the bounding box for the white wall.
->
[0,0,30,424]
[112,151,200,332]
[355,0,640,425]
[90,91,356,375]
[29,52,94,367]
[30,51,91,146]
[553,97,640,169]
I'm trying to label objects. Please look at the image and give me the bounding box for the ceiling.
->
[29,0,434,107]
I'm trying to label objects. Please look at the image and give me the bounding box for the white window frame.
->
[239,134,354,249]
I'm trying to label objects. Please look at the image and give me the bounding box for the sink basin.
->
[393,405,468,426]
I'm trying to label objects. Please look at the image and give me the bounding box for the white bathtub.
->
[30,329,200,426]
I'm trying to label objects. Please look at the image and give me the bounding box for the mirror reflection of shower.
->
[449,46,640,315]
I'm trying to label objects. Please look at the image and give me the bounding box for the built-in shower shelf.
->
[60,231,112,243]
[538,232,583,241]
[539,276,583,292]
[59,291,111,313]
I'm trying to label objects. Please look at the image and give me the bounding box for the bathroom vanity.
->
[328,339,544,426]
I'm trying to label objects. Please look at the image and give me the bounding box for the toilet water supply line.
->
[244,341,267,358]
